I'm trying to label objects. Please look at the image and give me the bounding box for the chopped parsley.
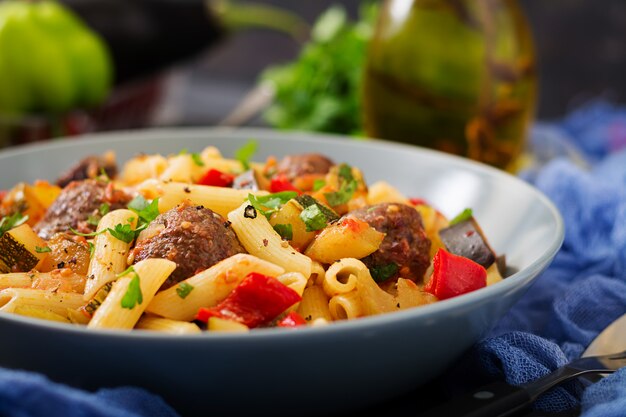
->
[176,282,195,299]
[449,208,473,226]
[128,195,160,225]
[35,246,51,253]
[99,203,110,216]
[300,204,327,232]
[70,227,106,238]
[108,223,137,244]
[370,263,399,283]
[88,242,95,259]
[235,140,258,170]
[247,191,297,219]
[324,163,358,207]
[0,212,28,236]
[273,223,293,240]
[313,179,326,191]
[191,153,204,167]
[119,266,143,309]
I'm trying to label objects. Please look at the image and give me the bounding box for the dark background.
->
[186,0,626,121]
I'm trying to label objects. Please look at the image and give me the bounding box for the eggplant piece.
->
[438,217,496,269]
[232,170,259,191]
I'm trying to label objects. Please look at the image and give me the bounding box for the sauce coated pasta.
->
[0,142,505,332]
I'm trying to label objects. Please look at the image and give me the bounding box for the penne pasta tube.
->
[135,315,201,334]
[323,259,361,296]
[228,202,312,277]
[146,254,285,321]
[296,285,332,323]
[88,258,176,330]
[276,272,307,297]
[84,209,138,300]
[0,273,34,290]
[329,291,362,320]
[0,288,85,316]
[136,179,268,218]
[367,181,409,205]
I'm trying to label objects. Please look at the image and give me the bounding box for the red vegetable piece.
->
[270,175,301,194]
[196,272,302,328]
[277,311,307,328]
[408,197,427,206]
[197,169,235,187]
[424,248,487,300]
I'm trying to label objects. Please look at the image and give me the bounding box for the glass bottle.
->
[362,0,536,170]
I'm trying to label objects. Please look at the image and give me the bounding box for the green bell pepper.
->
[0,0,112,115]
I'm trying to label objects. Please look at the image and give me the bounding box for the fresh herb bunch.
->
[261,3,379,136]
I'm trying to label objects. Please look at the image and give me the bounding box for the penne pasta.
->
[0,288,85,317]
[297,285,332,323]
[228,202,312,278]
[146,254,285,321]
[88,258,176,330]
[329,291,362,320]
[135,315,201,334]
[0,273,34,290]
[136,179,268,218]
[84,209,138,300]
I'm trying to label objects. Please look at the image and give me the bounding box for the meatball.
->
[132,204,245,289]
[56,152,117,188]
[275,153,334,181]
[348,203,431,282]
[34,179,131,240]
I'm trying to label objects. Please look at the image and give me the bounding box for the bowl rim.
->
[0,127,565,342]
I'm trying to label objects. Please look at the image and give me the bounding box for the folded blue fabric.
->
[0,367,179,417]
[461,101,626,416]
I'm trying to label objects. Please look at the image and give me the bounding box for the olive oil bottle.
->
[363,0,536,170]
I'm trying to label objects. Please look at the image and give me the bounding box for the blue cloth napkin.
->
[459,100,626,416]
[2,100,626,417]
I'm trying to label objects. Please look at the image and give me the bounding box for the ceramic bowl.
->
[0,128,564,417]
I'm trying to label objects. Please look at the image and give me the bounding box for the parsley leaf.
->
[247,192,297,219]
[449,208,473,226]
[191,153,204,167]
[337,163,354,182]
[370,263,399,283]
[108,223,137,244]
[300,205,327,232]
[0,212,28,236]
[35,246,51,253]
[235,140,258,170]
[313,179,326,191]
[88,242,95,259]
[176,282,195,299]
[273,223,293,240]
[99,203,110,216]
[119,266,143,309]
[128,195,160,224]
[70,227,106,238]
[324,179,357,206]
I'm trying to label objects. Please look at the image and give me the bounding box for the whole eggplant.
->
[59,0,225,84]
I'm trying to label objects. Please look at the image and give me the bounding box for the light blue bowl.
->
[0,129,564,416]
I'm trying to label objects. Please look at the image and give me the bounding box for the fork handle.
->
[419,381,532,417]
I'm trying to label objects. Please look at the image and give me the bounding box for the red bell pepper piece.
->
[269,175,301,194]
[197,169,235,187]
[277,311,307,328]
[196,272,302,328]
[408,197,427,206]
[424,248,487,300]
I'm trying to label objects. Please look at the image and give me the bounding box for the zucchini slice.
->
[0,223,48,273]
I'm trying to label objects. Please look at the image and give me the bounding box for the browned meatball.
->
[132,204,245,289]
[34,180,131,240]
[56,153,117,188]
[275,153,334,181]
[348,203,431,283]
